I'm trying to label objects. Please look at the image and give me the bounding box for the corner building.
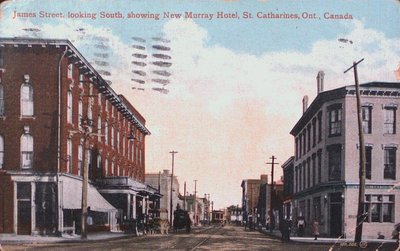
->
[0,38,151,235]
[291,75,400,239]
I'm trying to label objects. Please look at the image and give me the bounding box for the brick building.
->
[241,175,268,225]
[290,71,400,238]
[0,38,152,235]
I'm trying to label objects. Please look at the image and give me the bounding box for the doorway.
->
[329,192,343,237]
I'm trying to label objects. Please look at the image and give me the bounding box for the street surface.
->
[1,225,398,251]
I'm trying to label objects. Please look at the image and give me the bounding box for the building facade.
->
[290,73,400,238]
[145,170,181,223]
[241,175,268,225]
[282,157,294,221]
[0,38,152,235]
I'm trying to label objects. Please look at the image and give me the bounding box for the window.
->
[97,116,102,142]
[362,106,372,134]
[295,138,299,160]
[328,105,342,136]
[0,135,3,169]
[0,84,4,116]
[67,138,72,173]
[21,134,33,169]
[317,150,322,183]
[307,125,311,152]
[384,147,396,179]
[312,118,316,147]
[78,100,83,128]
[67,91,72,123]
[111,160,114,175]
[384,107,396,134]
[312,154,316,186]
[365,146,372,180]
[104,158,108,176]
[97,155,102,170]
[307,158,310,188]
[313,197,321,221]
[21,84,34,116]
[111,126,115,148]
[117,131,120,152]
[302,131,306,155]
[364,195,394,223]
[78,144,83,176]
[317,112,322,142]
[105,121,109,145]
[302,161,306,190]
[328,144,341,181]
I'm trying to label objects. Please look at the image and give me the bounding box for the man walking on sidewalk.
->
[312,218,320,240]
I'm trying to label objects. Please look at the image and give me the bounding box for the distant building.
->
[282,157,294,220]
[241,175,268,225]
[145,170,181,223]
[0,38,153,235]
[290,71,400,238]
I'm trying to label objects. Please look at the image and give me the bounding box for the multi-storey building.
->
[282,157,294,220]
[241,175,268,225]
[145,170,181,223]
[0,38,152,235]
[290,71,400,238]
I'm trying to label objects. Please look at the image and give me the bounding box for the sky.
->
[1,0,399,209]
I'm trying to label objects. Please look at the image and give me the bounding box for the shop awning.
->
[61,176,116,212]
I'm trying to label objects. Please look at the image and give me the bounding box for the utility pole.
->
[266,155,278,233]
[169,150,178,228]
[194,179,198,225]
[345,58,366,244]
[183,181,187,210]
[81,131,90,239]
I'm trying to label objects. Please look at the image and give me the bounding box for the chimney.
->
[302,95,309,114]
[317,70,325,94]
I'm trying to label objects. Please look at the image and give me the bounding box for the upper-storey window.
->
[78,143,83,176]
[67,138,72,173]
[362,106,372,134]
[0,135,4,169]
[328,144,341,181]
[317,112,322,142]
[0,83,4,116]
[78,100,83,129]
[384,147,396,179]
[21,133,33,169]
[366,146,372,180]
[67,91,72,123]
[384,106,396,134]
[328,104,342,136]
[312,118,316,147]
[21,83,34,116]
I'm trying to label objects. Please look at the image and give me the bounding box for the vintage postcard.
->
[0,0,399,250]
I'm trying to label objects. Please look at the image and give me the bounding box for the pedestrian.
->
[297,216,305,237]
[312,218,319,240]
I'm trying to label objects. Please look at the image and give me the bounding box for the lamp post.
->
[169,150,178,228]
[194,180,198,225]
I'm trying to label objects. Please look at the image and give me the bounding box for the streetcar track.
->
[190,226,226,251]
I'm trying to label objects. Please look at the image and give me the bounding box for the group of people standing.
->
[279,217,320,242]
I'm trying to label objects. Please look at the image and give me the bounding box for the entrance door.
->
[329,193,342,237]
[17,200,31,235]
[17,182,31,235]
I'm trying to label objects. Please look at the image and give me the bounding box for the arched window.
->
[0,135,4,169]
[0,84,4,116]
[104,158,108,176]
[21,84,34,116]
[21,134,33,169]
[67,91,73,123]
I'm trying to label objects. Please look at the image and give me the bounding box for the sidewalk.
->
[258,228,397,245]
[0,231,132,244]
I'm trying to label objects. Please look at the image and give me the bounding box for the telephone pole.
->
[266,155,278,233]
[169,150,178,228]
[194,179,198,225]
[344,58,366,244]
